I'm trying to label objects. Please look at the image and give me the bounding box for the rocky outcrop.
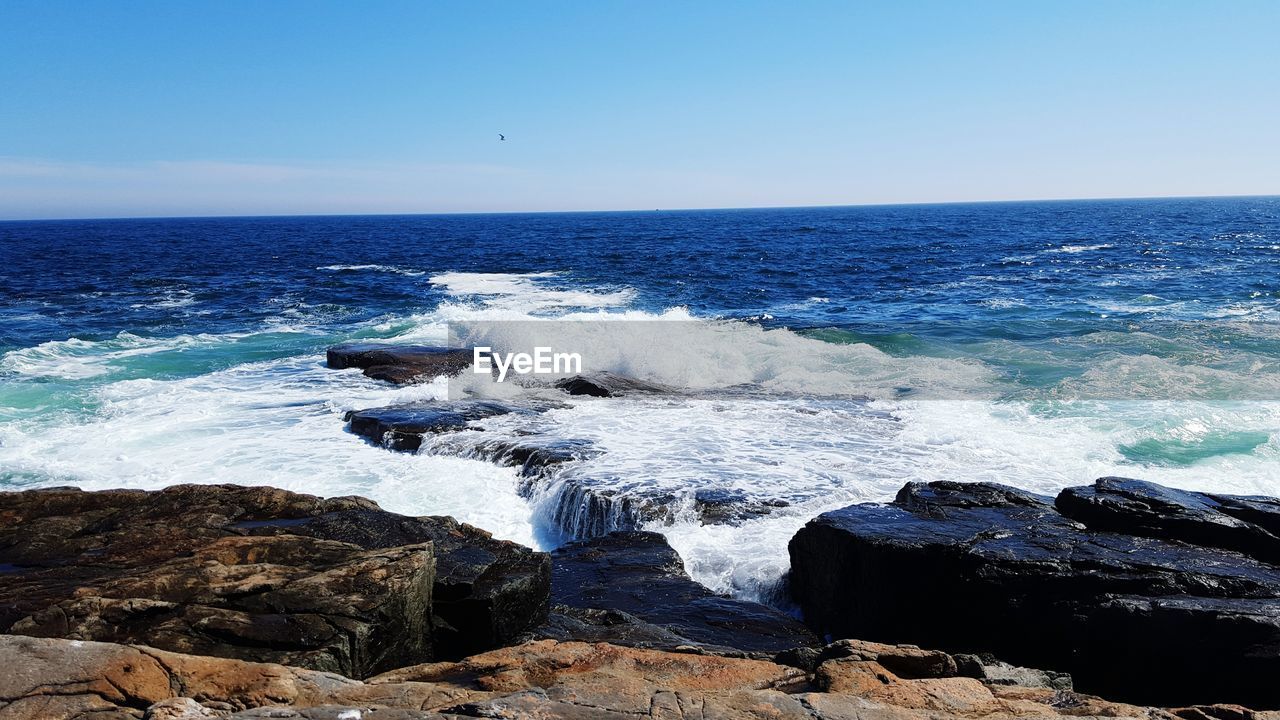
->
[1056,477,1280,564]
[242,507,550,659]
[789,479,1280,708]
[343,401,518,452]
[0,485,549,672]
[541,531,818,654]
[5,634,1238,720]
[326,344,471,385]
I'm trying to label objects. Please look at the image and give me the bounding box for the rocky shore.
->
[3,480,1279,719]
[790,478,1280,708]
[0,343,1277,717]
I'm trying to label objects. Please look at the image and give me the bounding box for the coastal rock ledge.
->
[789,477,1280,708]
[5,634,1263,720]
[0,484,550,675]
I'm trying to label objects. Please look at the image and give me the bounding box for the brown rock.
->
[0,485,550,674]
[1,635,1267,720]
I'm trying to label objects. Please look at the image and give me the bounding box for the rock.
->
[953,655,1072,692]
[691,488,791,525]
[0,485,549,671]
[1057,477,1280,564]
[4,634,1234,720]
[242,507,550,659]
[545,531,818,654]
[343,401,517,451]
[457,436,596,477]
[789,479,1280,708]
[8,534,434,678]
[326,344,471,385]
[143,698,221,719]
[539,475,790,544]
[554,372,672,397]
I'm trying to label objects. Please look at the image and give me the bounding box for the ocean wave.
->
[430,271,635,313]
[317,264,427,276]
[0,328,323,381]
[0,332,230,379]
[1044,243,1114,254]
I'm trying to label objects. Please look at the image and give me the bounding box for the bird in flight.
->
[498,133,506,141]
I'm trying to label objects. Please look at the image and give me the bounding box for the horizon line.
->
[2,192,1277,224]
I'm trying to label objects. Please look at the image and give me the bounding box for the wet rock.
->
[445,435,597,477]
[692,488,790,525]
[788,479,1280,708]
[343,401,516,451]
[327,343,471,385]
[546,531,818,654]
[0,485,549,671]
[1057,477,1280,564]
[554,372,672,397]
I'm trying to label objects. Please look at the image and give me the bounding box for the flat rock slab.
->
[327,343,472,385]
[545,531,819,654]
[789,479,1280,708]
[344,401,518,451]
[0,484,549,672]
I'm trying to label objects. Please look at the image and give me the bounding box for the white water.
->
[3,271,1279,603]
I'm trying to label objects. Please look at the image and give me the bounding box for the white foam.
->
[1045,243,1114,254]
[0,332,238,380]
[0,354,537,547]
[317,264,426,276]
[430,271,635,313]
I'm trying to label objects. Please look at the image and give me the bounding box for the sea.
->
[3,197,1279,602]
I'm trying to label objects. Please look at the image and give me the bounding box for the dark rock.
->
[692,488,790,525]
[456,436,597,477]
[1057,477,1280,564]
[1211,493,1280,537]
[327,343,472,385]
[0,484,550,672]
[540,476,790,544]
[243,507,550,659]
[554,372,672,397]
[343,401,516,451]
[788,479,1280,708]
[547,531,818,654]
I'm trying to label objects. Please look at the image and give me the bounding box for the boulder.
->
[242,508,550,659]
[0,485,549,670]
[789,480,1280,708]
[544,531,818,654]
[326,343,471,385]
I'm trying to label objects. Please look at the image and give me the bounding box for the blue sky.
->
[1,1,1277,219]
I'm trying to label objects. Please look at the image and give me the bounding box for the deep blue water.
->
[6,197,1279,350]
[3,197,1279,599]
